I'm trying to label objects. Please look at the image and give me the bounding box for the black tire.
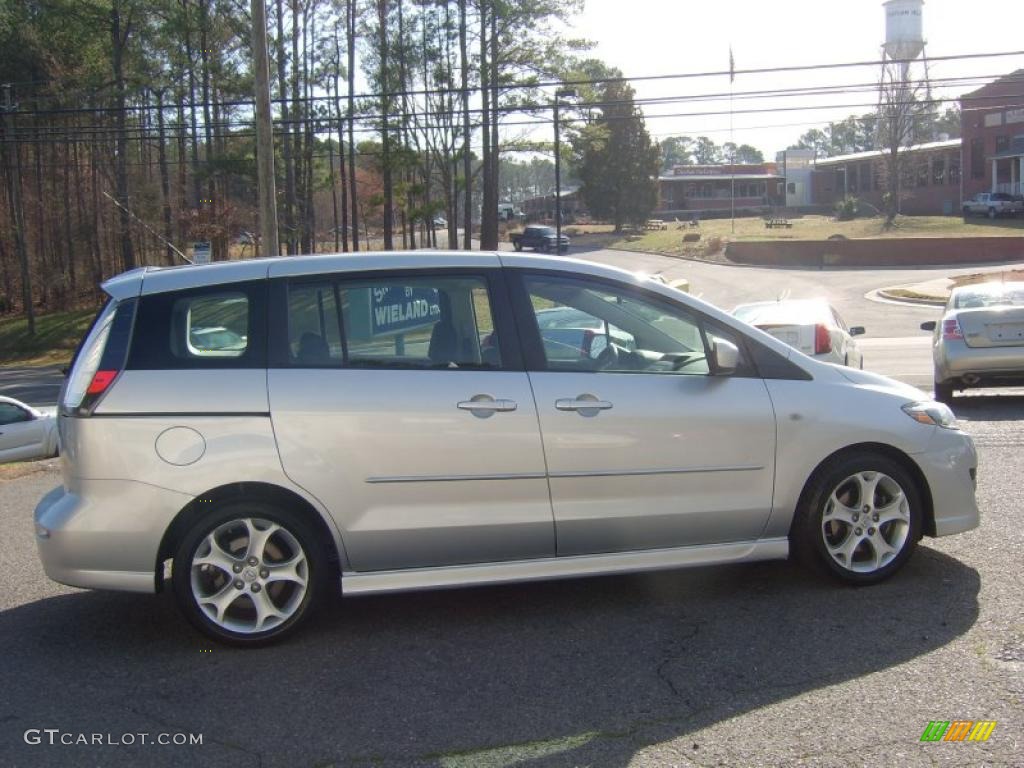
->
[513,241,522,252]
[792,451,922,586]
[934,380,954,404]
[172,500,331,646]
[988,207,997,219]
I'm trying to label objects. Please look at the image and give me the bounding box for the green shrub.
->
[834,196,859,221]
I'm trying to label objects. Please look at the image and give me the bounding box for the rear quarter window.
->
[127,281,267,369]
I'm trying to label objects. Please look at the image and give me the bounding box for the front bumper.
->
[34,480,190,593]
[915,428,980,537]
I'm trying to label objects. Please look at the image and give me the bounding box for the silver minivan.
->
[35,252,980,645]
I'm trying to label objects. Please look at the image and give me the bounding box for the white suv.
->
[36,252,979,645]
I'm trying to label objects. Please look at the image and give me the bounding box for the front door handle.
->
[457,395,517,418]
[555,395,613,416]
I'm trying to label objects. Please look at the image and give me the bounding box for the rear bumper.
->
[935,339,1024,384]
[34,480,190,593]
[915,429,980,537]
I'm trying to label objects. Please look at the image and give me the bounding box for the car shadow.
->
[0,548,978,767]
[952,392,1024,422]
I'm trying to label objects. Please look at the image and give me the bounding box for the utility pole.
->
[251,0,280,256]
[2,84,34,334]
[553,88,576,252]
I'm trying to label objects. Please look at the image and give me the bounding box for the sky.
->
[561,0,1024,160]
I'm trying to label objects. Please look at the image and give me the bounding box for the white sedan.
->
[0,396,59,464]
[733,299,865,368]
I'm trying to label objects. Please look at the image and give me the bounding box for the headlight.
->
[902,401,957,429]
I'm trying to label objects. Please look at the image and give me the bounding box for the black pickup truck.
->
[510,225,570,253]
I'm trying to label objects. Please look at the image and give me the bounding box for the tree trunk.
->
[377,0,394,249]
[1,99,35,333]
[275,0,297,254]
[478,2,493,250]
[346,0,359,250]
[111,2,136,272]
[458,0,471,250]
[155,90,176,265]
[333,30,350,252]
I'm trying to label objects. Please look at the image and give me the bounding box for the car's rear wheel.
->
[793,452,921,585]
[513,241,522,251]
[172,501,329,646]
[988,207,997,219]
[934,380,954,404]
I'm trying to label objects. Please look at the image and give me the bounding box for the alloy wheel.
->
[820,471,911,574]
[190,517,309,634]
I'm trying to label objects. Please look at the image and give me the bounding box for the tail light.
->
[942,317,964,340]
[814,324,832,354]
[62,298,136,416]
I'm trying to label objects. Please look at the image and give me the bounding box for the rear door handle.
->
[457,396,517,417]
[555,397,613,413]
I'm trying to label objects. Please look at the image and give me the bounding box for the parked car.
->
[961,192,1024,219]
[36,252,978,645]
[510,225,569,253]
[921,280,1024,402]
[732,299,865,368]
[0,396,59,464]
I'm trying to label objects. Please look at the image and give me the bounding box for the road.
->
[0,254,1022,766]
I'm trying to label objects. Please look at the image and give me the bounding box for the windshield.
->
[953,283,1024,309]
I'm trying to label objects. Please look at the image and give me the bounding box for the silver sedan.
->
[921,281,1024,403]
[0,396,59,464]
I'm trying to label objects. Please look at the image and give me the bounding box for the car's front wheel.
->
[793,452,922,585]
[172,501,330,646]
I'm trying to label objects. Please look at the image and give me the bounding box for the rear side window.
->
[128,281,266,369]
[175,292,249,358]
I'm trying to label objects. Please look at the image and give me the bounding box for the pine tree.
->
[575,80,659,232]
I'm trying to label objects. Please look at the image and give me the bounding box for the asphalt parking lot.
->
[1,255,1022,767]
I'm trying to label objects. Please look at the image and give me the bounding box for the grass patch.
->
[0,307,98,366]
[596,214,1024,258]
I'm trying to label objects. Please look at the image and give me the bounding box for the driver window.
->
[524,275,712,375]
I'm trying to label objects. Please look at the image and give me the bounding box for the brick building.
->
[809,139,962,215]
[960,69,1024,198]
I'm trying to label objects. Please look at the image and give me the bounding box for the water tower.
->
[878,0,934,144]
[882,0,926,80]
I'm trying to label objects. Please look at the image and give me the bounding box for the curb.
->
[867,288,945,307]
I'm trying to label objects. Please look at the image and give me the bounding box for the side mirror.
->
[849,326,865,336]
[711,338,739,375]
[920,320,936,332]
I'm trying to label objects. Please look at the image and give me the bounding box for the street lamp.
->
[553,88,577,250]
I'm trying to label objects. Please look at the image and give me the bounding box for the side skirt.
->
[340,537,789,595]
